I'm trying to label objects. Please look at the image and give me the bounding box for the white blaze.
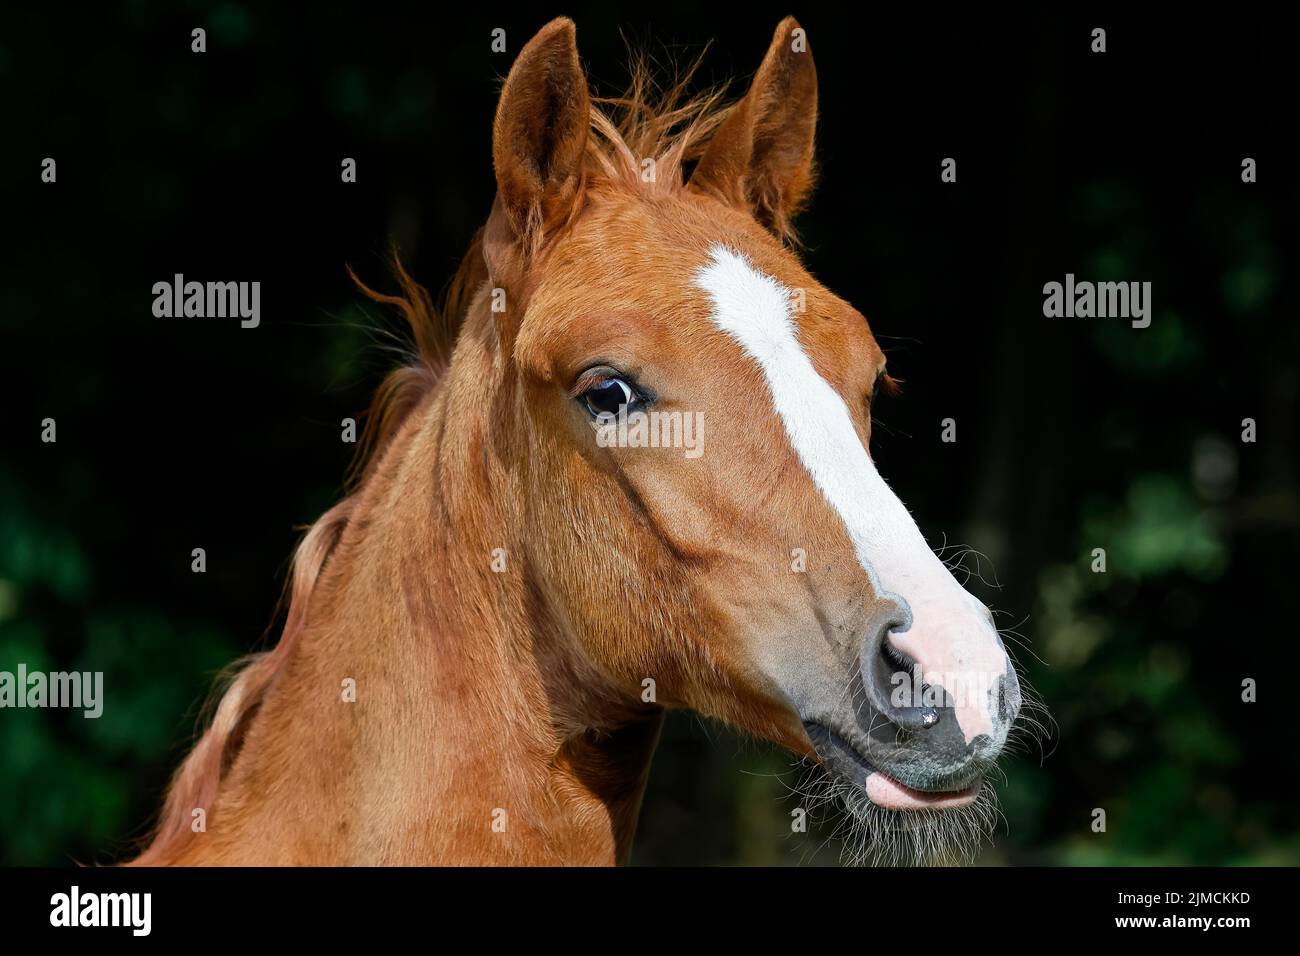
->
[693,244,1007,744]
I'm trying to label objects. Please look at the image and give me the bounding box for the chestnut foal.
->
[132,17,1022,866]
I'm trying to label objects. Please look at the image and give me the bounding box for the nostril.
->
[881,639,937,723]
[866,628,941,732]
[858,594,941,732]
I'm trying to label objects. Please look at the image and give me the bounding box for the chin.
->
[801,721,1003,866]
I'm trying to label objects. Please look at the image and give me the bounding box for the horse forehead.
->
[526,199,876,381]
[561,192,791,292]
[688,243,880,386]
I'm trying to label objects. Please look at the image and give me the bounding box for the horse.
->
[129,16,1027,867]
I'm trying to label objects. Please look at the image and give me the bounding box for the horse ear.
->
[491,18,590,247]
[689,17,817,240]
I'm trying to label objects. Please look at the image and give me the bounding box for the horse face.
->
[493,17,1022,847]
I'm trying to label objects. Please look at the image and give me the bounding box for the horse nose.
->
[857,598,1021,748]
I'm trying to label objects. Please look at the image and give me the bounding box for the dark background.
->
[1,2,1296,865]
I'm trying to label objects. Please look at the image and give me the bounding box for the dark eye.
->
[582,377,636,419]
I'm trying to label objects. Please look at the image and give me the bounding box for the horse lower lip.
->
[865,770,981,811]
[805,720,981,809]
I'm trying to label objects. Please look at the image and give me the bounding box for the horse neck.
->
[208,303,661,865]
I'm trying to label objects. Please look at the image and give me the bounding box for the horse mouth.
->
[803,721,982,812]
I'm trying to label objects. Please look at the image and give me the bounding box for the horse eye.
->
[582,377,635,418]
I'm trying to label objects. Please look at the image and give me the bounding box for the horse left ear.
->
[491,18,591,249]
[689,17,818,240]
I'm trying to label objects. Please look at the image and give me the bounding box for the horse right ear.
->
[689,17,817,242]
[490,18,590,250]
